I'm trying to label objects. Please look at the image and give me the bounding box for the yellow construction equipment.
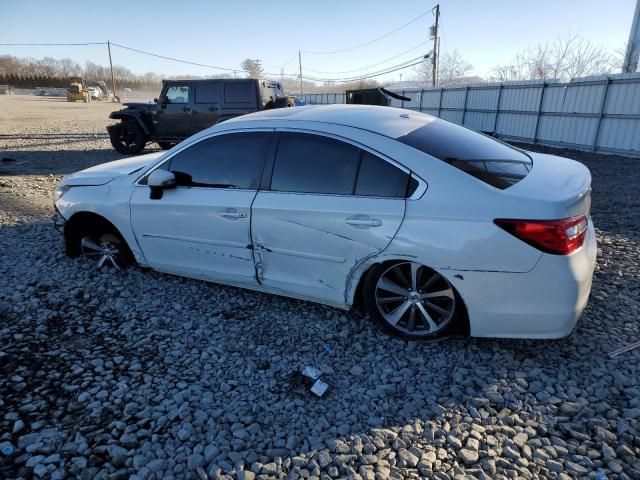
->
[66,77,91,103]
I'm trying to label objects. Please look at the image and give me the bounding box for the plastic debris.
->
[301,366,322,380]
[310,379,330,397]
[283,366,331,398]
[609,340,640,358]
[322,344,333,353]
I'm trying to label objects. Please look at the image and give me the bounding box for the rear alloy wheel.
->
[365,261,458,339]
[80,233,130,270]
[109,122,146,155]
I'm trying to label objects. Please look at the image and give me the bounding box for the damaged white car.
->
[54,105,596,339]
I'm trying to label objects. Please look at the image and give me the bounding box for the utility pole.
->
[298,50,303,97]
[431,4,440,87]
[107,41,118,102]
[623,0,640,72]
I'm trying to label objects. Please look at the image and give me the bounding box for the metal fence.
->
[297,73,640,157]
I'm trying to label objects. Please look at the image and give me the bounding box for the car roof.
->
[223,104,436,139]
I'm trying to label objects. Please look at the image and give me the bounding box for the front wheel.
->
[363,261,460,339]
[109,122,146,155]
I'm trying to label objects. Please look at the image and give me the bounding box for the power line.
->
[111,42,300,77]
[308,60,427,84]
[0,42,106,46]
[0,40,421,83]
[279,51,299,69]
[304,55,429,83]
[304,41,430,75]
[304,5,436,55]
[110,42,239,73]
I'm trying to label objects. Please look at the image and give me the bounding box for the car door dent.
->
[266,245,346,263]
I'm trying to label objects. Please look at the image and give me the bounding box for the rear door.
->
[251,131,409,305]
[192,82,221,134]
[130,130,273,284]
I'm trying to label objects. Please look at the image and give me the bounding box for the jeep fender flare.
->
[108,113,151,136]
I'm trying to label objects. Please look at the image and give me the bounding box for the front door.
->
[251,132,409,305]
[153,83,193,139]
[130,130,273,284]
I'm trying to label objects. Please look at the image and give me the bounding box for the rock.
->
[187,454,204,470]
[350,366,364,376]
[398,449,419,468]
[447,435,463,450]
[458,449,479,465]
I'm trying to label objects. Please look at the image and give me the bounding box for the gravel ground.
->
[0,95,639,480]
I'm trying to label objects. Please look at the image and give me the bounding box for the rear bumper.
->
[444,221,597,339]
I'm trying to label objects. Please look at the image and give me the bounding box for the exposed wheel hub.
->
[80,236,122,270]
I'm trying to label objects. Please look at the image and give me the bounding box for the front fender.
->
[108,112,151,135]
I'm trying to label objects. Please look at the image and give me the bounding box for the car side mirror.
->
[148,170,176,200]
[158,95,169,108]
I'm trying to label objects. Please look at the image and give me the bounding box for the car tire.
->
[157,142,175,150]
[363,261,461,339]
[67,222,133,270]
[109,121,147,155]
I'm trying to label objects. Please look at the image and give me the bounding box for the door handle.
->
[182,106,191,113]
[208,106,217,112]
[219,210,247,219]
[345,217,382,227]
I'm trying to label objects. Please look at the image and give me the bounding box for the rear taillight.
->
[495,215,588,255]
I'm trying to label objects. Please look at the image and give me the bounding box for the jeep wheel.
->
[109,122,146,155]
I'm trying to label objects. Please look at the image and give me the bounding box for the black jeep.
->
[108,78,293,154]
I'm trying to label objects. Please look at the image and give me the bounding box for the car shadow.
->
[0,216,638,478]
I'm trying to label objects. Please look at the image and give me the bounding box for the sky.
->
[0,0,636,83]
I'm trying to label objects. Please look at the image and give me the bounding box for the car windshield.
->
[396,119,532,189]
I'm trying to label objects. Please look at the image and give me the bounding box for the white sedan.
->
[54,105,597,339]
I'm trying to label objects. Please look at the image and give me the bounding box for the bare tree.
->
[414,50,473,86]
[617,40,640,73]
[491,34,615,82]
[240,59,263,79]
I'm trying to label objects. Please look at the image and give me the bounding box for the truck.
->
[107,78,294,154]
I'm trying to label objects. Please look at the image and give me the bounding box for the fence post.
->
[419,89,424,112]
[592,76,611,153]
[461,86,470,126]
[492,84,503,135]
[438,88,444,118]
[533,82,547,144]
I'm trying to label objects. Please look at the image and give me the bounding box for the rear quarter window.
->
[397,119,532,189]
[224,83,256,104]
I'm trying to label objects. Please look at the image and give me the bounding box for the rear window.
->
[396,119,532,189]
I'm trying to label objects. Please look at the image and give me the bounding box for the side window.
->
[271,133,360,195]
[195,83,219,104]
[224,82,256,104]
[165,84,190,104]
[168,132,271,189]
[355,151,410,198]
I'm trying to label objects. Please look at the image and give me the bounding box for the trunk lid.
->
[504,152,592,218]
